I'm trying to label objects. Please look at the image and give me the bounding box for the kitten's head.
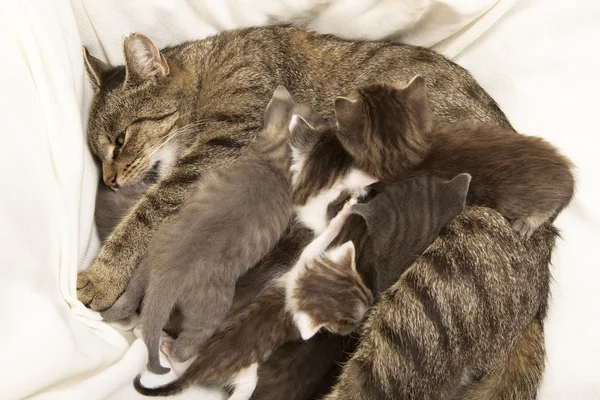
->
[290,241,373,340]
[83,34,187,189]
[352,173,471,263]
[334,76,432,181]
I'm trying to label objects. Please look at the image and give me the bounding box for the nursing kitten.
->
[133,201,371,398]
[333,76,575,238]
[79,26,511,311]
[101,86,294,374]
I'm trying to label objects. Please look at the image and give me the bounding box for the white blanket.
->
[1,0,598,399]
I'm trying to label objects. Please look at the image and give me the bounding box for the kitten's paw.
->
[77,269,122,311]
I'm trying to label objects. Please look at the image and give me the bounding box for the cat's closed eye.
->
[113,131,126,158]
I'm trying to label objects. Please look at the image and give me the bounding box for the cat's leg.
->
[229,363,258,400]
[454,319,546,400]
[100,262,147,321]
[78,126,258,311]
[171,283,236,362]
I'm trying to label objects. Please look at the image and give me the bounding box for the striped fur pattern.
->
[325,207,556,399]
[80,26,510,311]
[101,87,295,374]
[334,77,575,238]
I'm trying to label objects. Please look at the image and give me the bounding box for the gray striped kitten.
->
[101,86,294,374]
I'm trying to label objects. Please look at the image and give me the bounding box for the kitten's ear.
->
[289,114,320,153]
[333,96,363,129]
[402,75,432,133]
[122,33,169,87]
[403,75,427,100]
[293,103,328,130]
[442,173,471,218]
[326,241,357,271]
[82,47,112,92]
[295,312,323,340]
[264,85,294,132]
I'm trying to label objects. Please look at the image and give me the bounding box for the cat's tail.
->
[142,278,179,375]
[133,373,188,397]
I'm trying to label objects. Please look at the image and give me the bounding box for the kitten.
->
[101,86,295,374]
[333,76,575,238]
[133,201,371,398]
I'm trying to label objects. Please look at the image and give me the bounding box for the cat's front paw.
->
[77,268,122,311]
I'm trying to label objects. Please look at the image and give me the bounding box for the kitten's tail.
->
[142,280,179,375]
[134,373,188,397]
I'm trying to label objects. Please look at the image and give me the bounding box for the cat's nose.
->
[103,174,119,188]
[102,165,119,188]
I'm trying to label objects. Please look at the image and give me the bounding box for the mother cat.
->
[81,26,550,398]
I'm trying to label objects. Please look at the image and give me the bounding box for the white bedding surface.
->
[1,0,598,399]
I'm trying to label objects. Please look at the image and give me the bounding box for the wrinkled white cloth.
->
[1,0,598,398]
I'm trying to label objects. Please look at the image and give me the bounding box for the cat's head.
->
[333,76,432,181]
[289,241,373,340]
[83,34,188,189]
[352,173,471,262]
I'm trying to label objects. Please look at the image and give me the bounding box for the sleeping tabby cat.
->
[84,26,554,399]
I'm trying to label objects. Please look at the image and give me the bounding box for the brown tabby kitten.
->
[101,87,294,374]
[80,26,510,311]
[133,201,371,398]
[333,76,575,237]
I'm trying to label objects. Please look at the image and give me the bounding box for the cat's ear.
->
[333,96,363,129]
[326,241,357,271]
[82,47,112,92]
[295,312,323,340]
[403,75,427,100]
[122,33,169,87]
[263,85,294,133]
[289,114,321,153]
[293,103,328,130]
[402,75,432,133]
[442,173,471,218]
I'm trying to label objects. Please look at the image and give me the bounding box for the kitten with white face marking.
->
[101,86,295,375]
[288,111,378,234]
[133,201,371,399]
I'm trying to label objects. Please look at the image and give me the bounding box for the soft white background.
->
[0,0,598,399]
